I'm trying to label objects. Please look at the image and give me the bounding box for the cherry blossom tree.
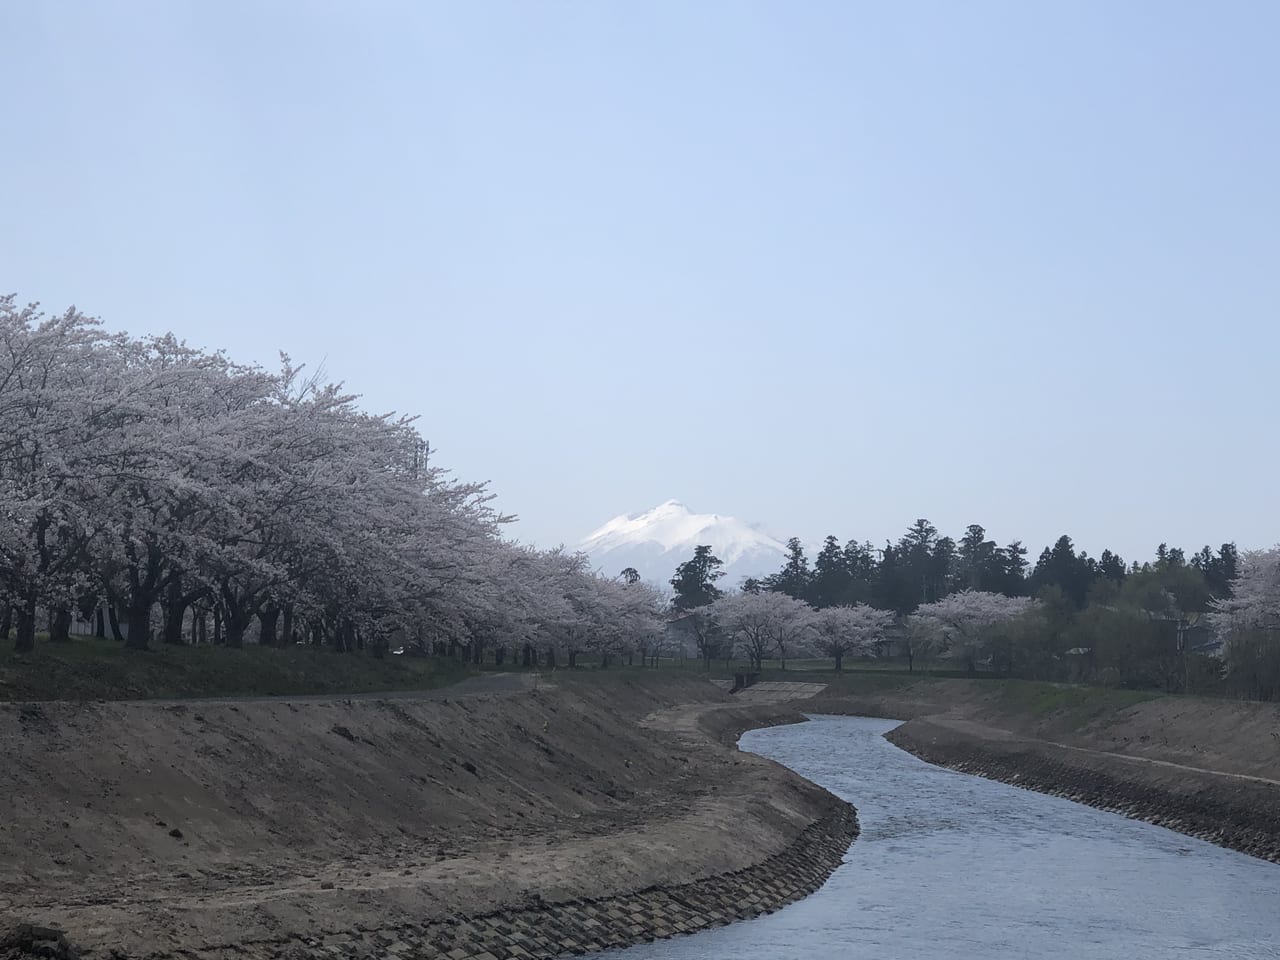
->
[708,592,775,670]
[0,295,850,676]
[0,299,128,650]
[811,604,895,671]
[765,593,815,669]
[910,590,1036,674]
[1211,549,1280,699]
[710,592,815,670]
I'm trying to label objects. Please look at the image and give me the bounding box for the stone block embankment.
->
[2,682,861,960]
[192,799,858,960]
[887,718,1280,864]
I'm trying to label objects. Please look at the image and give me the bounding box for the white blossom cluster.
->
[0,297,665,658]
[907,590,1037,666]
[705,592,895,669]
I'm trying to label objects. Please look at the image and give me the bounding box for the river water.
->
[589,716,1280,960]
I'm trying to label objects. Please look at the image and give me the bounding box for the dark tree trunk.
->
[107,605,125,642]
[522,643,532,667]
[219,587,255,648]
[48,606,72,642]
[213,606,224,645]
[567,650,578,668]
[281,605,294,647]
[0,605,11,642]
[258,606,280,647]
[834,651,843,672]
[163,578,187,645]
[546,647,556,668]
[14,596,37,652]
[495,646,506,666]
[225,610,253,648]
[125,602,152,650]
[194,609,207,644]
[94,607,105,638]
[472,639,483,665]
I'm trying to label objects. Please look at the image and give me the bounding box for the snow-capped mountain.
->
[578,500,788,587]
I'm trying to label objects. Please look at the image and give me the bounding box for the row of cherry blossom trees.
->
[691,585,1033,675]
[669,542,1039,674]
[0,297,665,660]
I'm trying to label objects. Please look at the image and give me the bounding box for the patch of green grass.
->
[0,636,473,701]
[991,678,1163,722]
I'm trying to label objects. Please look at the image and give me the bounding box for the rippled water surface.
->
[589,716,1280,960]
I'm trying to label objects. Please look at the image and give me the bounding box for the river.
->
[588,715,1280,960]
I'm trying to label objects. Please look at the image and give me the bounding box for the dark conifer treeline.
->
[744,519,1244,693]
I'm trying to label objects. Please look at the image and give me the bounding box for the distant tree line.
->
[668,519,1277,700]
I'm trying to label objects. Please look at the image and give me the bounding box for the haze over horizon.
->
[4,2,1278,563]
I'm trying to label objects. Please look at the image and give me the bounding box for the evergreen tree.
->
[669,545,724,610]
[874,542,915,613]
[894,518,941,607]
[809,535,850,608]
[766,537,811,599]
[669,545,726,670]
[997,541,1029,595]
[1029,535,1095,608]
[842,539,877,604]
[930,536,957,600]
[958,524,999,591]
[1098,549,1127,583]
[1192,542,1239,597]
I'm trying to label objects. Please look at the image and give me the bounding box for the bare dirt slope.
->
[809,677,1280,781]
[0,675,836,958]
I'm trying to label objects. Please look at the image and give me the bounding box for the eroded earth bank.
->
[5,674,1280,960]
[0,676,853,960]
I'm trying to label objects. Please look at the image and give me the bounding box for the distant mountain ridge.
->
[578,500,788,587]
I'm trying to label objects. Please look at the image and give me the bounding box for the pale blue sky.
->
[3,2,1277,562]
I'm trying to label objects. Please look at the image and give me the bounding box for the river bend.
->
[591,715,1280,960]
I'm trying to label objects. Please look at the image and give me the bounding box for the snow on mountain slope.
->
[578,500,787,586]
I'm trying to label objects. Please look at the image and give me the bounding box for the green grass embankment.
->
[0,636,472,701]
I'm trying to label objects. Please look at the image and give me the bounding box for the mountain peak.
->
[579,501,786,585]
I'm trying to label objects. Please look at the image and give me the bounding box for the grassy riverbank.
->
[0,636,472,701]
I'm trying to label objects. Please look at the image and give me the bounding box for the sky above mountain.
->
[4,3,1279,564]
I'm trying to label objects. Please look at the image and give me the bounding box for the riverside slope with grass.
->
[3,654,1280,959]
